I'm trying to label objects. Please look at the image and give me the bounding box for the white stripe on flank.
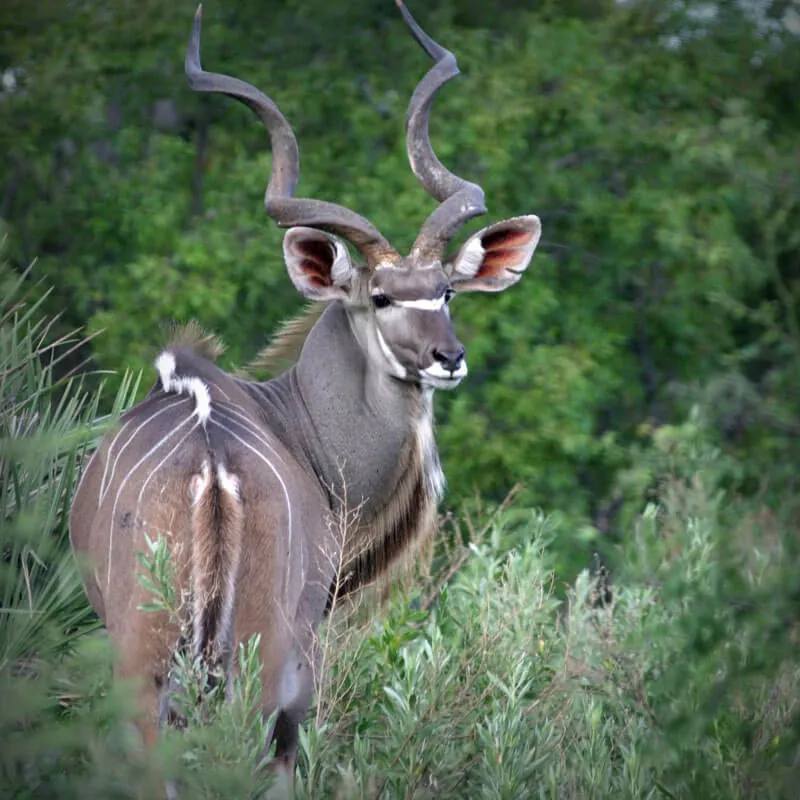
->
[98,418,131,505]
[213,381,232,402]
[106,413,197,589]
[210,415,294,595]
[132,421,203,536]
[100,397,188,505]
[213,401,287,466]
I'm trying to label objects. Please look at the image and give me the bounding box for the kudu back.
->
[69,1,542,794]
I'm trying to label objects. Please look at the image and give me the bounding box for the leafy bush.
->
[0,264,149,797]
[4,0,799,559]
[2,266,798,798]
[301,442,799,799]
[0,265,278,798]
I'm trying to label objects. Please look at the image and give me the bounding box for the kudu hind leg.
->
[114,622,171,749]
[113,659,175,799]
[111,608,183,798]
[262,651,316,799]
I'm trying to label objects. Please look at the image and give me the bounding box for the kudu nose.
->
[433,347,466,373]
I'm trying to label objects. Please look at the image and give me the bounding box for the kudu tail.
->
[189,458,243,672]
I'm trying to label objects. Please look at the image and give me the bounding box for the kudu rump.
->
[70,0,541,793]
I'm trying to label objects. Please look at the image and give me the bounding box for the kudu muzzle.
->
[422,311,467,383]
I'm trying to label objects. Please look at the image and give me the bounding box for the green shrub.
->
[299,452,799,798]
[2,263,798,798]
[0,264,150,796]
[0,265,279,798]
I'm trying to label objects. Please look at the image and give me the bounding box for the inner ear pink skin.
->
[482,249,522,272]
[304,271,329,289]
[483,228,534,250]
[295,241,336,288]
[478,229,537,276]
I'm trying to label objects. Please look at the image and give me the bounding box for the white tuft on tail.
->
[155,350,212,424]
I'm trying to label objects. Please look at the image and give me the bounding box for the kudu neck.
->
[288,302,424,512]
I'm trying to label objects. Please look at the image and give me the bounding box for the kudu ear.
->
[283,227,355,301]
[446,215,541,293]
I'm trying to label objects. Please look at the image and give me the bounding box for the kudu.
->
[69,1,541,795]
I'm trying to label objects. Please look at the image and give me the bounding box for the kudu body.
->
[69,1,541,794]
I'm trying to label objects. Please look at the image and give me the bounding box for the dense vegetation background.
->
[1,0,799,797]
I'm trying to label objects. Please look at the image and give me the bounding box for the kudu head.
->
[186,1,541,390]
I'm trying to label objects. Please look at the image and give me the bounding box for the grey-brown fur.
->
[189,455,243,665]
[69,301,453,790]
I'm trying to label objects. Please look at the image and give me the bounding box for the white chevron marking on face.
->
[394,296,446,311]
[375,327,407,379]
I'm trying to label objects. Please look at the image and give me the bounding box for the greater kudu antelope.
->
[69,1,541,794]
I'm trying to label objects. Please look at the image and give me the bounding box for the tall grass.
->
[0,263,147,797]
[1,263,798,798]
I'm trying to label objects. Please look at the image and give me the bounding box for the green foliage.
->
[4,0,800,792]
[0,263,150,796]
[0,267,276,798]
[135,532,179,616]
[300,426,800,798]
[1,267,799,797]
[4,1,800,563]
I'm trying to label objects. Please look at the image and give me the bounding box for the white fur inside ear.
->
[329,239,352,287]
[454,235,485,278]
[448,215,542,292]
[282,227,354,300]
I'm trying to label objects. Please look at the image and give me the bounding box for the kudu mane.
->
[164,306,324,380]
[240,302,327,378]
[163,319,226,363]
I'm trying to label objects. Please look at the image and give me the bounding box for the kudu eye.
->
[372,294,392,310]
[444,288,455,303]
